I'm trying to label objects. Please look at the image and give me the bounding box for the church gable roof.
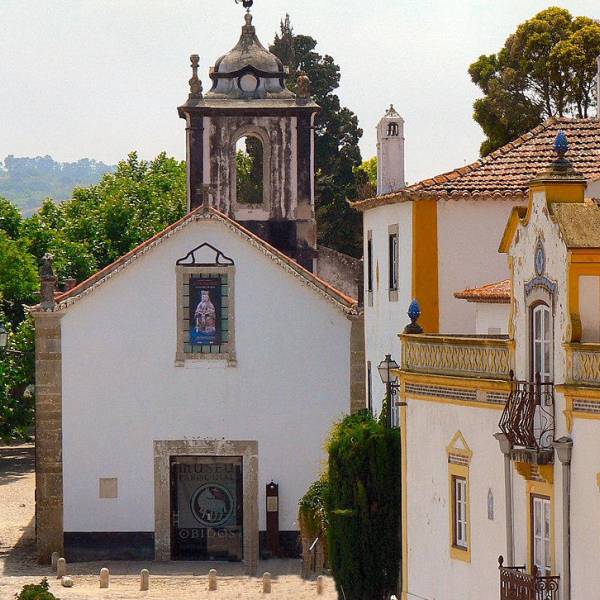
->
[37,207,357,314]
[352,117,600,211]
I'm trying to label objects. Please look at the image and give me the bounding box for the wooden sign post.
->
[266,481,280,557]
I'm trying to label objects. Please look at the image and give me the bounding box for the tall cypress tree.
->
[271,16,363,258]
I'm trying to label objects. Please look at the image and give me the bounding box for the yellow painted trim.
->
[557,387,600,431]
[596,473,600,492]
[499,206,528,254]
[530,181,586,204]
[448,462,471,563]
[567,254,600,343]
[446,431,473,461]
[526,479,556,575]
[397,371,509,411]
[398,370,512,392]
[400,402,408,599]
[412,199,439,333]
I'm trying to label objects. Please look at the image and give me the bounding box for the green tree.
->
[236,137,263,204]
[0,232,38,323]
[0,311,35,441]
[354,157,377,199]
[0,196,22,238]
[469,7,600,155]
[271,15,364,257]
[326,412,401,600]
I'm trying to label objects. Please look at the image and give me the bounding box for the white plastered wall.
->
[438,199,521,334]
[60,219,351,534]
[405,400,506,600]
[363,202,413,416]
[474,303,510,335]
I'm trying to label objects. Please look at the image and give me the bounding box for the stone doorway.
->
[154,440,258,574]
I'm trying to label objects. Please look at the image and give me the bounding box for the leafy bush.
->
[299,475,329,540]
[326,411,401,600]
[15,578,58,600]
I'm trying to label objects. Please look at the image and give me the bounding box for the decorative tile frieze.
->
[401,334,511,380]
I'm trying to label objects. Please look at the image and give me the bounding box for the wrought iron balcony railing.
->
[565,342,600,386]
[498,373,555,459]
[400,333,512,380]
[499,556,559,600]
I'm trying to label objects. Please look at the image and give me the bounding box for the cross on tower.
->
[234,0,253,11]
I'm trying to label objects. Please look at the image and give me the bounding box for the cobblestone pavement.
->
[0,443,336,599]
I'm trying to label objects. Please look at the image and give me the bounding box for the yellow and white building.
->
[396,132,600,600]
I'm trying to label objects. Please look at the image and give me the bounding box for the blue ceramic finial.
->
[554,130,568,158]
[404,299,423,334]
[408,299,421,324]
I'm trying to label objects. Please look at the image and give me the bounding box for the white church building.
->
[31,11,364,572]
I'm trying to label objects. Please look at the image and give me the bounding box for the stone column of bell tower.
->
[178,13,320,272]
[376,105,405,195]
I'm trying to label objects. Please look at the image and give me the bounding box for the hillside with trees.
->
[0,155,115,215]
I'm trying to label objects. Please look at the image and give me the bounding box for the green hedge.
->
[326,411,401,600]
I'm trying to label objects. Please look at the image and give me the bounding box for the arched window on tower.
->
[235,135,264,204]
[387,122,399,137]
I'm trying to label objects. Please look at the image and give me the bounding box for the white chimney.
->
[376,105,405,195]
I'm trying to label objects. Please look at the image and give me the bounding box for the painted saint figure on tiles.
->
[189,276,222,346]
[194,290,217,343]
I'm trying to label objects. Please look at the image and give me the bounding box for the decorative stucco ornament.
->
[296,71,311,99]
[188,55,203,99]
[534,240,546,276]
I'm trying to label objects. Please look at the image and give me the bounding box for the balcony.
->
[499,557,559,600]
[498,375,555,465]
[400,334,512,380]
[566,342,600,386]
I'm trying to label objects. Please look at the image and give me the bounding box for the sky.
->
[1,0,599,184]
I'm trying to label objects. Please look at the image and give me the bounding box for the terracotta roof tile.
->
[352,117,600,211]
[454,279,511,303]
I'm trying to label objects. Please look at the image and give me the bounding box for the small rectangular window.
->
[367,236,373,293]
[453,476,468,549]
[389,233,399,291]
[367,361,373,413]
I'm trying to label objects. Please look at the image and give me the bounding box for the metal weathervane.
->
[235,0,253,10]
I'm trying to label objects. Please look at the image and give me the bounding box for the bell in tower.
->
[178,10,320,272]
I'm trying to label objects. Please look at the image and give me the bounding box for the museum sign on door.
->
[171,456,243,560]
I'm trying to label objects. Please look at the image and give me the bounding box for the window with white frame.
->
[453,476,468,549]
[367,232,373,293]
[389,233,398,290]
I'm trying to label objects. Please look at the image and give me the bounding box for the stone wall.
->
[34,313,64,563]
[316,245,361,299]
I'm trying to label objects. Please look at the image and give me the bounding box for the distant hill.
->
[0,155,115,215]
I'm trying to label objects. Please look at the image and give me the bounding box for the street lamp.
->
[0,320,23,356]
[0,321,7,350]
[378,354,399,428]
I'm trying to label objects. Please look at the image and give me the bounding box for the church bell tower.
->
[178,10,320,271]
